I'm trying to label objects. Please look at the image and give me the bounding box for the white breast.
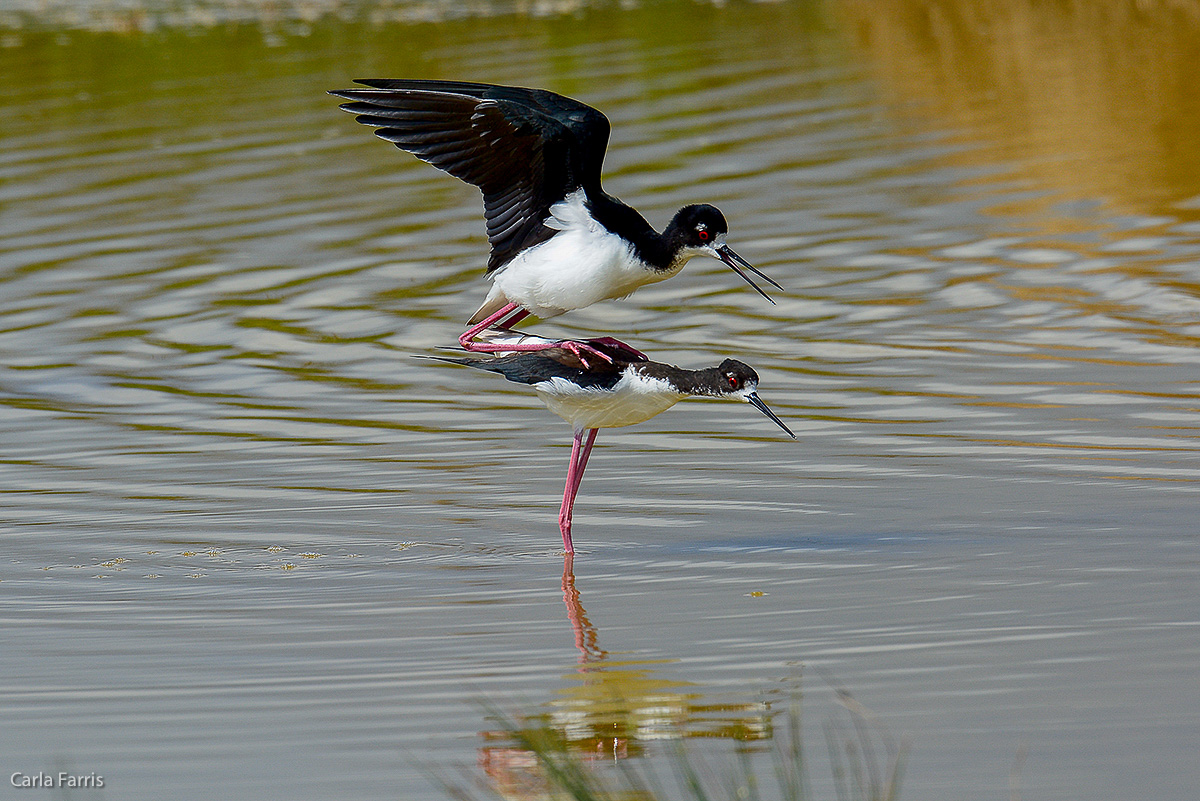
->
[481,190,677,319]
[534,370,686,431]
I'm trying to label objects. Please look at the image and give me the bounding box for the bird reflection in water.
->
[562,553,606,664]
[475,557,773,797]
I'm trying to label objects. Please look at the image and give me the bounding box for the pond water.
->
[2,1,1198,799]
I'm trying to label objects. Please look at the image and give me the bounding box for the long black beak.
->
[745,392,795,438]
[716,245,782,304]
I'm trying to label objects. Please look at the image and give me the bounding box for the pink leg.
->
[561,553,605,662]
[459,304,636,368]
[583,337,648,362]
[465,332,618,368]
[568,429,598,507]
[458,302,530,350]
[558,428,598,553]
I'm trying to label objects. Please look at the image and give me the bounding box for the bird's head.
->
[702,359,795,438]
[667,205,781,303]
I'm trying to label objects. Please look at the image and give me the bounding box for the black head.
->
[667,205,782,303]
[704,358,794,438]
[670,204,729,249]
[713,358,759,395]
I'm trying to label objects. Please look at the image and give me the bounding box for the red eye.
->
[698,229,710,241]
[727,374,737,388]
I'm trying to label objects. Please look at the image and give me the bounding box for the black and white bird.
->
[432,335,794,553]
[332,79,780,364]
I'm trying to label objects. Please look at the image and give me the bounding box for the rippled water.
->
[2,2,1199,799]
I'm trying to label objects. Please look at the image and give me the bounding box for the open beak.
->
[713,244,782,304]
[745,392,795,438]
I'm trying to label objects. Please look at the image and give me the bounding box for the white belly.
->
[481,190,680,319]
[535,373,686,431]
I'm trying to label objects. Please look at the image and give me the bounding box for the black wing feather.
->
[331,79,611,273]
[428,350,626,391]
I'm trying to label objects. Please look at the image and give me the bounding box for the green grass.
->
[440,683,909,801]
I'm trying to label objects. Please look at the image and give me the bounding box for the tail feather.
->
[418,352,565,386]
[467,291,513,325]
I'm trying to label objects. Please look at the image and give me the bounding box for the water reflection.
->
[477,555,772,794]
[554,557,770,743]
[836,0,1200,217]
[3,2,1200,800]
[562,554,605,663]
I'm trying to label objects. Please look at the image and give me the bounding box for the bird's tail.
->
[467,292,516,325]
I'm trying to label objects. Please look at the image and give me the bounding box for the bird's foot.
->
[557,339,617,370]
[557,337,647,369]
[584,336,648,362]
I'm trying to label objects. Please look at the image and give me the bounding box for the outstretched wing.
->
[331,79,611,273]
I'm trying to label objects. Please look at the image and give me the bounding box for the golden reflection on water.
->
[3,4,1200,799]
[829,0,1200,456]
[836,0,1200,218]
[477,557,772,792]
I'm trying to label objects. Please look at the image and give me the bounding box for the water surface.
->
[1,2,1198,799]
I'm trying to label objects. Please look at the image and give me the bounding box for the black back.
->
[432,351,760,398]
[332,80,612,273]
[430,342,646,391]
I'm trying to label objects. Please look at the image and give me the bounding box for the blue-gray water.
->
[2,2,1198,799]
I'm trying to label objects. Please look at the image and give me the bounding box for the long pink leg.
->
[568,428,598,507]
[458,302,530,350]
[458,303,631,367]
[561,554,605,661]
[558,428,599,553]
